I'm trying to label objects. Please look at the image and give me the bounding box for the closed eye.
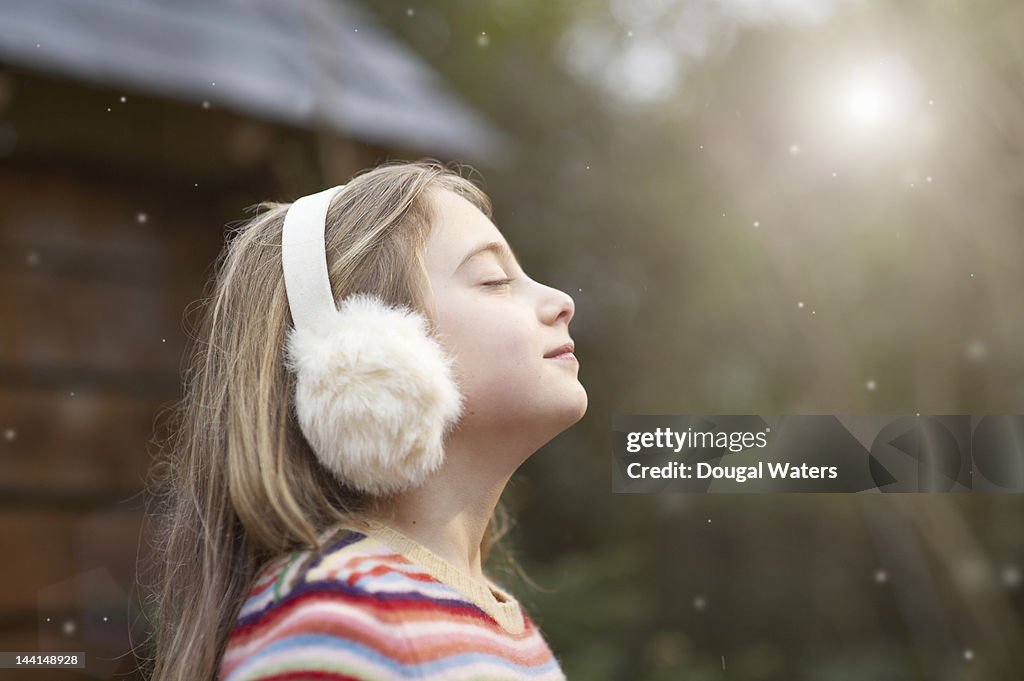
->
[483,278,514,287]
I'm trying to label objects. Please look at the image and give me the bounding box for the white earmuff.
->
[280,184,464,496]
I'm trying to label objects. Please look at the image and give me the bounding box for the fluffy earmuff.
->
[284,291,464,496]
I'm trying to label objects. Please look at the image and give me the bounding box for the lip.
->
[544,341,575,359]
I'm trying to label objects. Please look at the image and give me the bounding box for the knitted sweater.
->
[218,518,567,681]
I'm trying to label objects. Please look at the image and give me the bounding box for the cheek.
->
[459,320,529,378]
[436,302,533,390]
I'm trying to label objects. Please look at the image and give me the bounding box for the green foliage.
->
[363,1,1024,677]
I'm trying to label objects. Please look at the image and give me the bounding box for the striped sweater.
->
[218,518,567,681]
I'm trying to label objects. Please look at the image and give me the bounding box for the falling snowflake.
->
[964,338,987,362]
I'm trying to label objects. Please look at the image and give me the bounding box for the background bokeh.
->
[1,0,1022,679]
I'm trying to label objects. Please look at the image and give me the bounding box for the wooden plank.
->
[0,508,149,680]
[0,508,146,616]
[0,269,188,377]
[0,387,163,495]
[0,510,78,612]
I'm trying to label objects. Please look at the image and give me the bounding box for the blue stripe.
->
[351,570,458,597]
[295,580,489,618]
[238,531,367,626]
[237,579,488,628]
[304,529,367,573]
[246,633,562,677]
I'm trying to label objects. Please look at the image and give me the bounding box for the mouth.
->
[544,341,576,360]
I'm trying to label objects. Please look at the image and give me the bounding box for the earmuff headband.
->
[281,184,347,331]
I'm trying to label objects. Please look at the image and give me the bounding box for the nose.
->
[541,283,575,326]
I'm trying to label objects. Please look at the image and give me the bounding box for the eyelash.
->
[483,278,514,287]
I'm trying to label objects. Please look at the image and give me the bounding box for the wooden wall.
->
[0,63,404,679]
[0,165,227,679]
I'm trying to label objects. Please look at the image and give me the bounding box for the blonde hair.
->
[137,159,516,681]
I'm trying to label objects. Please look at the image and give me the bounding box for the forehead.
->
[423,189,509,275]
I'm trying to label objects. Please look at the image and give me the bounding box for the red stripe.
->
[228,589,533,657]
[233,589,494,638]
[246,671,367,681]
[247,574,279,598]
[224,599,554,668]
[344,561,443,588]
[248,556,297,597]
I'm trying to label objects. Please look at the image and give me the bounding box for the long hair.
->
[137,159,517,681]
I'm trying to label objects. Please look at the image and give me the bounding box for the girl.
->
[140,159,587,681]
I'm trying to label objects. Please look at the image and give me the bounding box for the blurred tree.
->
[360,1,1024,678]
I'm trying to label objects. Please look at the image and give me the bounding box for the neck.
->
[364,432,522,583]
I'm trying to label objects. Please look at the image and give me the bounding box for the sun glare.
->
[831,54,923,137]
[844,79,887,128]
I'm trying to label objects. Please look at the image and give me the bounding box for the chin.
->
[561,384,588,425]
[572,388,589,421]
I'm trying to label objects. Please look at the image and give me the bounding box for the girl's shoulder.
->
[220,526,567,681]
[238,525,461,621]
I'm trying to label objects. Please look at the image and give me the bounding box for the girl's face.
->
[422,189,587,438]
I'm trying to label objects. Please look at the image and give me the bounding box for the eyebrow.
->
[454,240,521,274]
